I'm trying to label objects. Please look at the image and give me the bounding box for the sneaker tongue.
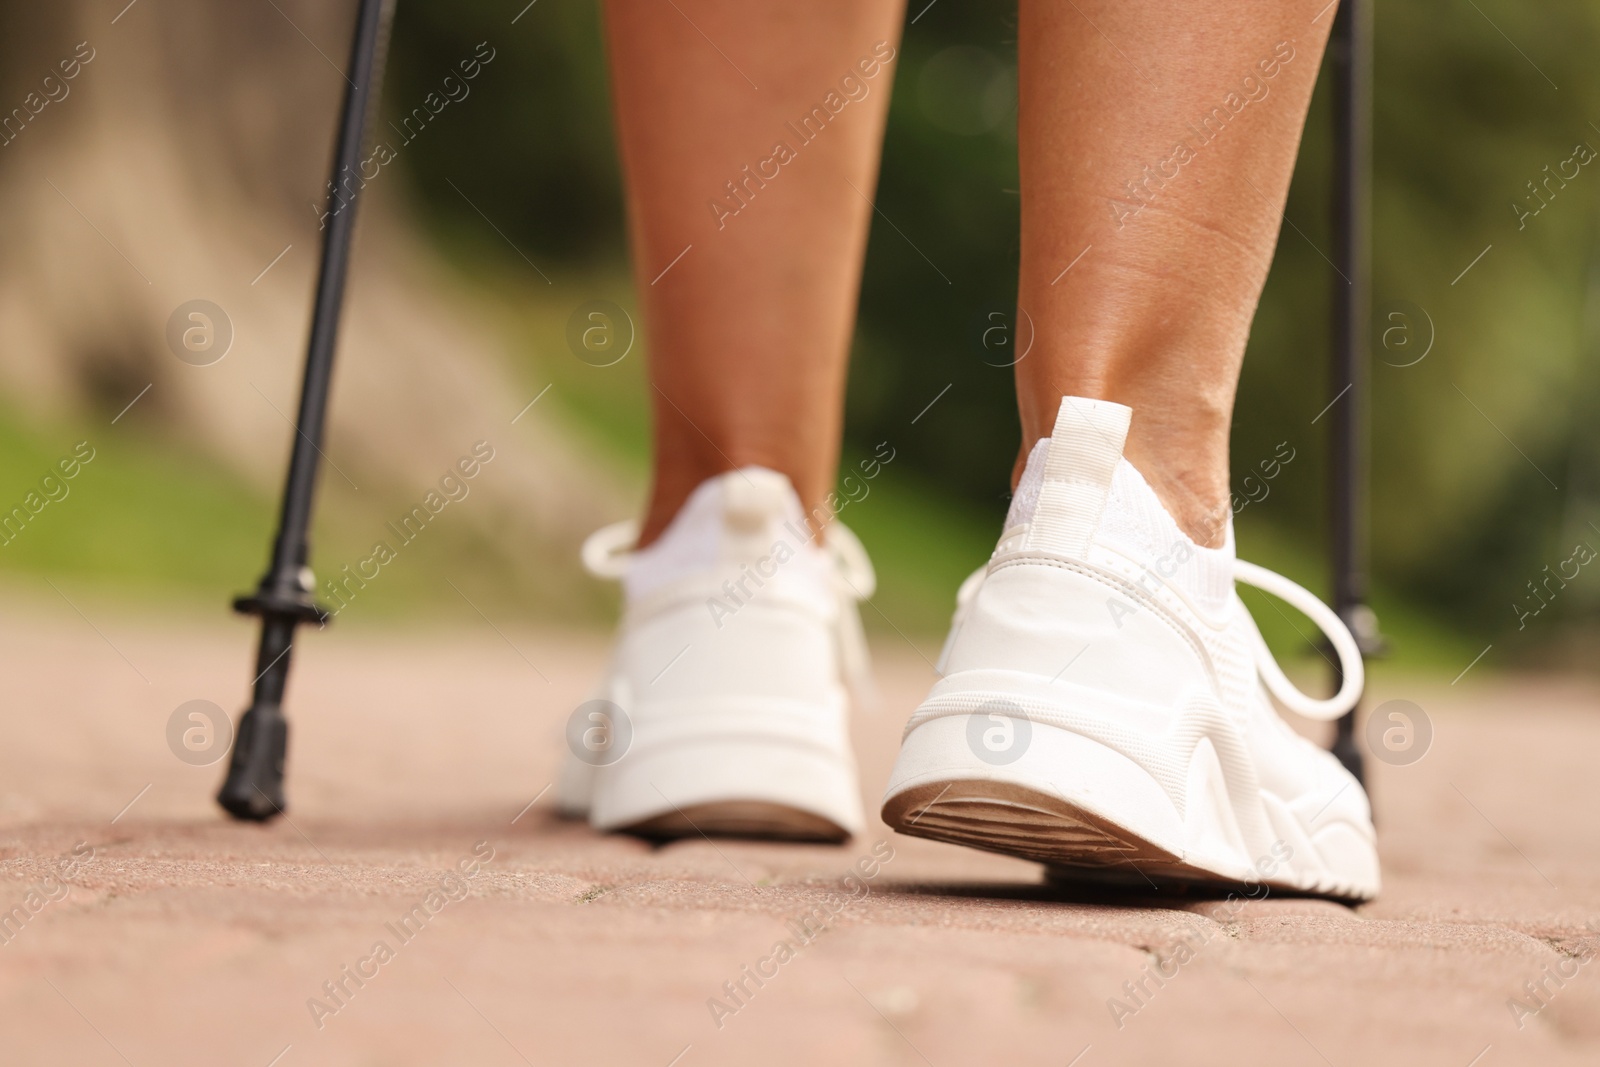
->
[1020,397,1132,556]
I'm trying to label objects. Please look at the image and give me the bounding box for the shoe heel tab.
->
[1024,397,1131,557]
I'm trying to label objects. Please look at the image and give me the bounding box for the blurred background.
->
[0,0,1596,679]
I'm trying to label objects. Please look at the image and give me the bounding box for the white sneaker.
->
[558,467,872,842]
[880,397,1380,900]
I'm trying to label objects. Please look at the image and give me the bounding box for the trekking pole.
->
[218,0,395,821]
[1327,0,1379,785]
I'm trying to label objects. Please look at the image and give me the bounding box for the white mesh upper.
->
[1007,440,1234,624]
[1097,461,1234,623]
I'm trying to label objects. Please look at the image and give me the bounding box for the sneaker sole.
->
[881,711,1378,901]
[621,800,849,843]
[592,728,863,844]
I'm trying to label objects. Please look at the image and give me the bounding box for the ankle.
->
[1013,399,1232,549]
[639,460,830,549]
[1129,457,1232,549]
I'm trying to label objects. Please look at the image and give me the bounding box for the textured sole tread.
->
[620,800,850,844]
[883,778,1367,901]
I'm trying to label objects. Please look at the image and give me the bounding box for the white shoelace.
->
[1232,559,1363,721]
[580,518,878,698]
[941,556,1365,722]
[580,519,641,580]
[580,518,876,594]
[584,521,1362,722]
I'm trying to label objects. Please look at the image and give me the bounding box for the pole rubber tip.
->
[217,703,289,821]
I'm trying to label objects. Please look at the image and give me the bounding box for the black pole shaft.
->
[1329,0,1371,784]
[219,0,393,820]
[271,0,389,588]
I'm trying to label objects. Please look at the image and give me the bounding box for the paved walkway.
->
[0,607,1595,1066]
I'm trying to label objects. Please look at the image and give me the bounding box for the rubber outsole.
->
[881,710,1378,902]
[619,800,850,843]
[587,722,865,843]
[882,778,1367,900]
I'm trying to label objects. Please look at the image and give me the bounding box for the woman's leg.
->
[882,4,1377,900]
[1014,0,1332,546]
[603,0,905,545]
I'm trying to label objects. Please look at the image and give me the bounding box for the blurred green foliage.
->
[382,1,1600,665]
[0,405,270,597]
[3,1,1590,671]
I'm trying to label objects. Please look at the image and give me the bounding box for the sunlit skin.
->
[605,0,1333,548]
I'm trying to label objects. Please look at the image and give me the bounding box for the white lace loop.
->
[580,517,875,596]
[578,516,878,702]
[937,556,1365,722]
[823,521,876,600]
[1233,558,1364,721]
[581,519,640,580]
[823,524,876,706]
